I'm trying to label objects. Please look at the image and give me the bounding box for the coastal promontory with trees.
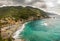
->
[0,6,49,41]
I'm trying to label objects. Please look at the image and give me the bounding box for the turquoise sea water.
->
[19,15,60,41]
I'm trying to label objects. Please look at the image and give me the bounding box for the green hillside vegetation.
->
[0,6,49,20]
[0,6,49,29]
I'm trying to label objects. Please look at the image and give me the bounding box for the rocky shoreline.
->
[1,16,50,41]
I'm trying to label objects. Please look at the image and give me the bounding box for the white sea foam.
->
[12,22,28,39]
[44,23,48,26]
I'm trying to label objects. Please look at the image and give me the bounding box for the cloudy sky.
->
[0,0,60,15]
[0,0,46,8]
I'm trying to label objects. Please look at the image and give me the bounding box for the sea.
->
[18,14,60,41]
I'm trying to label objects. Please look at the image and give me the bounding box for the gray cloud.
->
[0,0,46,8]
[12,0,25,4]
[0,0,44,5]
[13,0,44,5]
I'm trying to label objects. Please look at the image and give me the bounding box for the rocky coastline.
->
[0,6,49,41]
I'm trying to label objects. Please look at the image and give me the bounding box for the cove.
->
[19,15,60,41]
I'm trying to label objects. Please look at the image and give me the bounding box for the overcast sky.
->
[0,0,46,8]
[0,0,60,15]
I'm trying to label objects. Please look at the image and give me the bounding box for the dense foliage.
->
[0,6,49,20]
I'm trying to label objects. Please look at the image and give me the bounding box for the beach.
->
[12,22,28,39]
[1,21,23,39]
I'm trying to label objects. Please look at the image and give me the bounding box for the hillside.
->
[0,6,49,27]
[0,6,49,19]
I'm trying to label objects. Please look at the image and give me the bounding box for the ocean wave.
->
[12,22,28,39]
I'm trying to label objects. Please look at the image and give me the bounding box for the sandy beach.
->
[12,22,28,41]
[1,21,23,39]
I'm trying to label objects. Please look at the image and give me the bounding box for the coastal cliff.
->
[0,6,49,41]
